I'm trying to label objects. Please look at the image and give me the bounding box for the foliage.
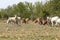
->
[0,0,60,19]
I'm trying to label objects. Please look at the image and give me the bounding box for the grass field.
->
[0,20,60,40]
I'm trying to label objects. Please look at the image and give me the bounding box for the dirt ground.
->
[0,20,60,40]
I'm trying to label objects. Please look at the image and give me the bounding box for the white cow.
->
[7,17,16,24]
[47,16,59,26]
[7,16,21,24]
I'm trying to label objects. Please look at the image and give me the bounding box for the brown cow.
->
[33,17,42,24]
[22,18,30,24]
[42,17,51,25]
[42,19,48,25]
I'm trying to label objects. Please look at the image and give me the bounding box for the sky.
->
[0,0,48,9]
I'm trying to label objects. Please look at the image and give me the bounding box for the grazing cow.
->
[22,18,26,24]
[7,17,16,24]
[22,18,30,24]
[7,15,21,24]
[33,17,42,24]
[42,19,48,25]
[47,16,59,26]
[25,18,30,23]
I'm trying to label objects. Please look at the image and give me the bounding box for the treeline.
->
[0,0,60,19]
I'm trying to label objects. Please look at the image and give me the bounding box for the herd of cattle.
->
[6,15,60,27]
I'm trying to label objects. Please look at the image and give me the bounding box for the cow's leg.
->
[7,20,10,24]
[55,22,57,26]
[51,21,53,27]
[15,20,18,24]
[55,22,58,27]
[15,17,18,24]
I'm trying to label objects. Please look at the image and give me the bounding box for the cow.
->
[22,18,30,24]
[33,17,42,24]
[7,15,21,24]
[47,16,59,26]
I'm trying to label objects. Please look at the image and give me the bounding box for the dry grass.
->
[0,20,60,40]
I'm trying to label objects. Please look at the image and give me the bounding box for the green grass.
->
[0,20,60,40]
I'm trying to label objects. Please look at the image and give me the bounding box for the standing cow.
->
[22,18,30,24]
[47,16,59,26]
[33,17,42,24]
[7,15,21,24]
